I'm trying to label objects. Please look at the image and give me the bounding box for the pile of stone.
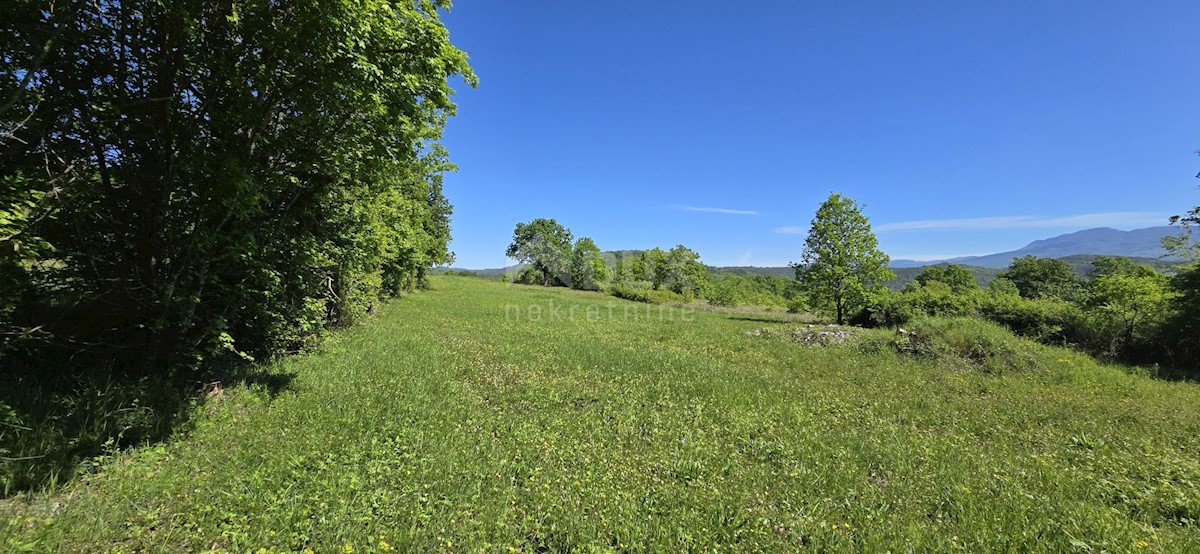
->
[746,324,856,346]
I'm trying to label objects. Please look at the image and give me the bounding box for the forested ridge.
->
[1,0,474,492]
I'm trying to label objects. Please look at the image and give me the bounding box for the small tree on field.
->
[794,193,894,324]
[662,245,711,296]
[506,219,574,286]
[570,237,610,291]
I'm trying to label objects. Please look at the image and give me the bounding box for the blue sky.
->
[437,1,1200,269]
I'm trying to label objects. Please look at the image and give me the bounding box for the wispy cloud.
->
[876,211,1170,232]
[774,226,805,235]
[674,205,759,216]
[737,249,754,265]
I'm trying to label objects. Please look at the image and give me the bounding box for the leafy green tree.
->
[644,248,669,289]
[1,0,475,374]
[1087,272,1173,356]
[506,219,574,286]
[1163,206,1200,265]
[611,253,648,285]
[911,264,979,294]
[1162,198,1200,370]
[665,245,711,296]
[1000,256,1085,302]
[1164,266,1200,369]
[570,237,610,291]
[1087,256,1159,281]
[794,193,894,324]
[987,277,1021,297]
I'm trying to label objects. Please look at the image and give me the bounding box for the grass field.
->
[4,276,1200,552]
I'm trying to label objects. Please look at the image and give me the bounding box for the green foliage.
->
[643,245,711,296]
[892,317,1044,375]
[506,218,575,287]
[786,297,810,314]
[1000,256,1086,302]
[613,254,648,284]
[910,264,980,294]
[1163,266,1200,370]
[570,237,610,291]
[856,283,981,327]
[609,283,687,304]
[987,277,1021,296]
[1088,255,1160,280]
[887,264,1003,291]
[794,193,894,323]
[0,0,473,377]
[977,292,1084,344]
[1085,272,1173,358]
[0,0,473,494]
[1162,205,1200,264]
[705,274,796,308]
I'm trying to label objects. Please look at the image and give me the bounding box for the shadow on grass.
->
[0,358,296,497]
[237,370,297,399]
[726,316,801,324]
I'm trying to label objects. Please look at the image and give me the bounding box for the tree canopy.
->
[506,219,574,286]
[794,193,894,324]
[570,237,610,291]
[0,1,475,375]
[1000,256,1085,302]
[911,264,980,294]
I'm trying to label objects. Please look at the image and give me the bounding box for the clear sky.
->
[437,1,1200,269]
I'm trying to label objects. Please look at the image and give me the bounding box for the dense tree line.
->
[1,1,475,376]
[505,218,804,307]
[506,189,1200,375]
[857,252,1197,372]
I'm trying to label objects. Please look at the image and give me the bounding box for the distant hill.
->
[439,226,1187,283]
[892,226,1181,268]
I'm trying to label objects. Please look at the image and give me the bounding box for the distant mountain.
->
[891,226,1181,269]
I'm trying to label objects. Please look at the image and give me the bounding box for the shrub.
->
[896,317,1043,375]
[977,292,1084,344]
[610,284,686,304]
[786,296,810,314]
[854,284,980,327]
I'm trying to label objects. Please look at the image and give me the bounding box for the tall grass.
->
[2,276,1199,551]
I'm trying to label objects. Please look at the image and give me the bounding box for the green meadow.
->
[4,276,1199,552]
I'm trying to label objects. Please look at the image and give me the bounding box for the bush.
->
[977,292,1084,344]
[854,283,980,327]
[896,317,1044,375]
[610,284,687,304]
[786,296,810,314]
[705,275,786,308]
